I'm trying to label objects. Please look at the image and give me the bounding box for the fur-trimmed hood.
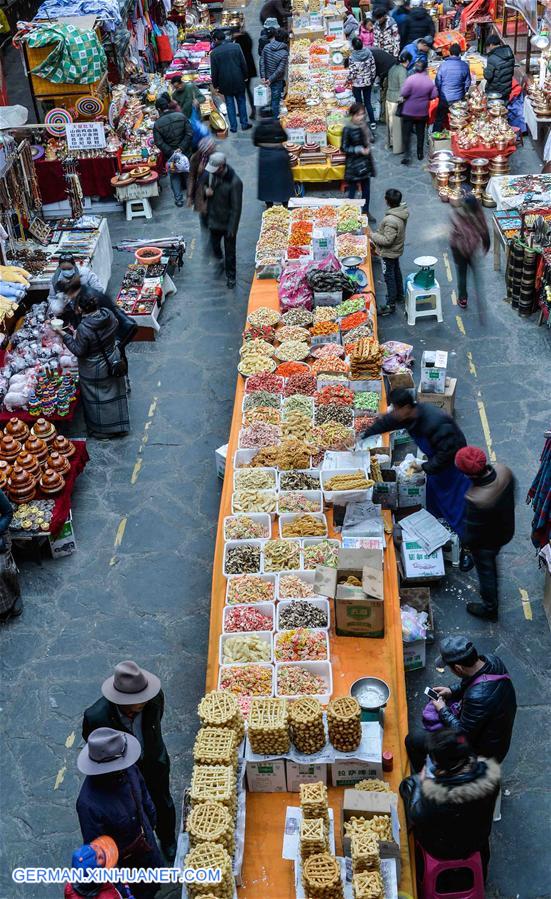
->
[422,758,500,806]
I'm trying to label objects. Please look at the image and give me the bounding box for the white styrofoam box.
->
[223,602,276,634]
[225,573,277,605]
[223,513,272,542]
[215,443,228,479]
[281,396,314,420]
[277,490,323,515]
[218,662,275,697]
[231,490,278,518]
[276,598,331,631]
[302,537,341,570]
[223,540,265,578]
[277,569,323,601]
[278,512,328,539]
[347,378,383,394]
[275,660,333,704]
[244,374,284,395]
[320,468,373,505]
[233,466,278,492]
[274,628,330,663]
[242,392,282,414]
[263,537,303,573]
[219,631,274,666]
[277,468,321,491]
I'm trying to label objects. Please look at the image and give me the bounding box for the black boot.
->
[466,602,498,622]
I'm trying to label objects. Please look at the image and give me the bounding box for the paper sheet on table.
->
[400,509,451,554]
[282,806,336,860]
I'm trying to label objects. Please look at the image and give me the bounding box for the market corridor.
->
[1,15,551,899]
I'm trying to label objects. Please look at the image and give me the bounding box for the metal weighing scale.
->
[350,676,391,723]
[412,255,438,289]
[341,255,368,290]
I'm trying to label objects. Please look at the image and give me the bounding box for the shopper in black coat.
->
[210,30,251,132]
[234,29,257,119]
[406,635,517,772]
[400,730,500,879]
[455,446,515,620]
[260,0,292,28]
[203,151,243,288]
[253,107,294,206]
[82,661,176,861]
[484,36,515,100]
[341,102,375,218]
[153,98,193,205]
[401,0,435,43]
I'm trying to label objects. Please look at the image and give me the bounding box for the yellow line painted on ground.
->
[188,238,196,259]
[456,314,466,336]
[443,251,453,283]
[148,397,158,418]
[451,289,458,306]
[466,351,477,377]
[109,556,118,567]
[54,766,66,790]
[131,458,142,484]
[519,588,533,620]
[65,732,75,749]
[114,516,127,547]
[477,398,497,462]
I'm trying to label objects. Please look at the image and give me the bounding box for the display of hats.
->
[44,108,73,137]
[76,96,103,117]
[7,464,36,503]
[52,435,76,458]
[4,417,29,441]
[129,166,151,179]
[31,418,57,444]
[0,434,22,461]
[39,468,65,496]
[111,173,136,188]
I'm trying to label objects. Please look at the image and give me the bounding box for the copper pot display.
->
[16,452,41,482]
[4,417,29,441]
[0,434,22,462]
[51,435,76,458]
[7,464,36,503]
[31,417,57,444]
[39,468,65,496]
[24,436,49,463]
[46,451,71,476]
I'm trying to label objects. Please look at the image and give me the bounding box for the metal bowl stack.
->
[470,157,490,199]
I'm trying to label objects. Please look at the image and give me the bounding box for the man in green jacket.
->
[369,187,409,315]
[171,74,205,119]
[82,660,176,862]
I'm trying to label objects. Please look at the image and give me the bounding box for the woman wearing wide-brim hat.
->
[76,728,163,899]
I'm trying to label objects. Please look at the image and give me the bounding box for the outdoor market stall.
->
[199,198,415,898]
[115,255,177,337]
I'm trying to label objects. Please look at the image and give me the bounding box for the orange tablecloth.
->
[206,255,415,898]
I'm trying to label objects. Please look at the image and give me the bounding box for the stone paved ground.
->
[1,15,550,899]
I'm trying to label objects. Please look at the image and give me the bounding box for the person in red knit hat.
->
[455,446,515,621]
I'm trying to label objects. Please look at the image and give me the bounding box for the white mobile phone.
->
[424,687,440,701]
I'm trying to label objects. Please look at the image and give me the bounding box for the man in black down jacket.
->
[401,0,435,44]
[455,446,515,621]
[260,0,292,28]
[400,729,500,879]
[210,30,251,133]
[484,35,515,101]
[152,97,193,206]
[82,660,177,862]
[361,388,468,532]
[203,151,243,288]
[405,635,517,772]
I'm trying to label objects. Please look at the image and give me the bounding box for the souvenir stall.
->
[193,196,417,899]
[115,250,177,339]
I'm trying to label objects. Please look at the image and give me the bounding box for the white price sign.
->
[65,122,106,151]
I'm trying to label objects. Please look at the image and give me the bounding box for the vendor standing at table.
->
[360,388,469,534]
[48,252,103,315]
[170,74,205,119]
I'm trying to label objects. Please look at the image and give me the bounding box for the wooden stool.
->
[417,843,485,899]
[406,278,443,325]
[126,198,152,221]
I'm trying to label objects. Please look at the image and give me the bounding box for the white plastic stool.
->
[406,278,443,325]
[126,198,152,221]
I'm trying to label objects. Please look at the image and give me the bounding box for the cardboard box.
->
[372,469,397,510]
[285,761,328,792]
[331,722,383,786]
[400,539,445,580]
[390,428,416,465]
[246,758,287,792]
[429,133,452,152]
[215,443,228,479]
[387,369,414,392]
[342,789,401,860]
[418,377,457,416]
[398,477,426,509]
[315,547,384,638]
[420,350,448,394]
[49,514,76,559]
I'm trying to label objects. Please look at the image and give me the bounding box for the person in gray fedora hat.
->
[76,728,163,898]
[82,661,176,862]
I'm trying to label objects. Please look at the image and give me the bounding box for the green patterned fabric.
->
[28,23,106,84]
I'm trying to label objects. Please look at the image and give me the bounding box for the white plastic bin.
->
[278,512,328,539]
[276,598,331,631]
[231,490,278,517]
[274,628,330,662]
[223,513,272,542]
[223,602,276,633]
[277,569,322,601]
[320,468,373,505]
[277,490,323,515]
[225,574,277,605]
[218,662,275,697]
[277,468,321,491]
[275,661,333,704]
[219,631,274,666]
[302,538,341,570]
[233,467,278,492]
[223,540,264,578]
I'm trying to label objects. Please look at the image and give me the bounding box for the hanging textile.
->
[527,436,551,550]
[27,23,107,84]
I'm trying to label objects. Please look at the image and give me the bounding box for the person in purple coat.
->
[399,59,437,163]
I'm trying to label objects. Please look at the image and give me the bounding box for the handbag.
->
[120,778,154,862]
[95,333,128,379]
[422,673,511,732]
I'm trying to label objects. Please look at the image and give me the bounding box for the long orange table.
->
[206,255,415,897]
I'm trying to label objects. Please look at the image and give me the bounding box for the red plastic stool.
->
[416,843,485,899]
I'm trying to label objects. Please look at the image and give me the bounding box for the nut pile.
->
[264,538,301,571]
[233,489,277,513]
[238,352,276,377]
[313,306,338,323]
[275,339,310,362]
[315,404,353,427]
[245,373,283,393]
[277,664,327,696]
[275,627,328,661]
[277,325,311,344]
[225,543,261,574]
[327,696,362,751]
[279,601,327,629]
[222,634,271,663]
[226,575,274,605]
[281,411,314,442]
[289,696,326,754]
[248,306,281,328]
[248,697,289,755]
[243,407,281,426]
[281,308,314,327]
[279,470,320,491]
[224,605,272,632]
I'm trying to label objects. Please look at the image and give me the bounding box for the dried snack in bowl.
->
[226,575,275,605]
[281,514,326,537]
[248,306,281,328]
[264,538,301,572]
[277,664,327,697]
[219,664,273,696]
[275,627,328,661]
[303,539,339,569]
[222,634,271,663]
